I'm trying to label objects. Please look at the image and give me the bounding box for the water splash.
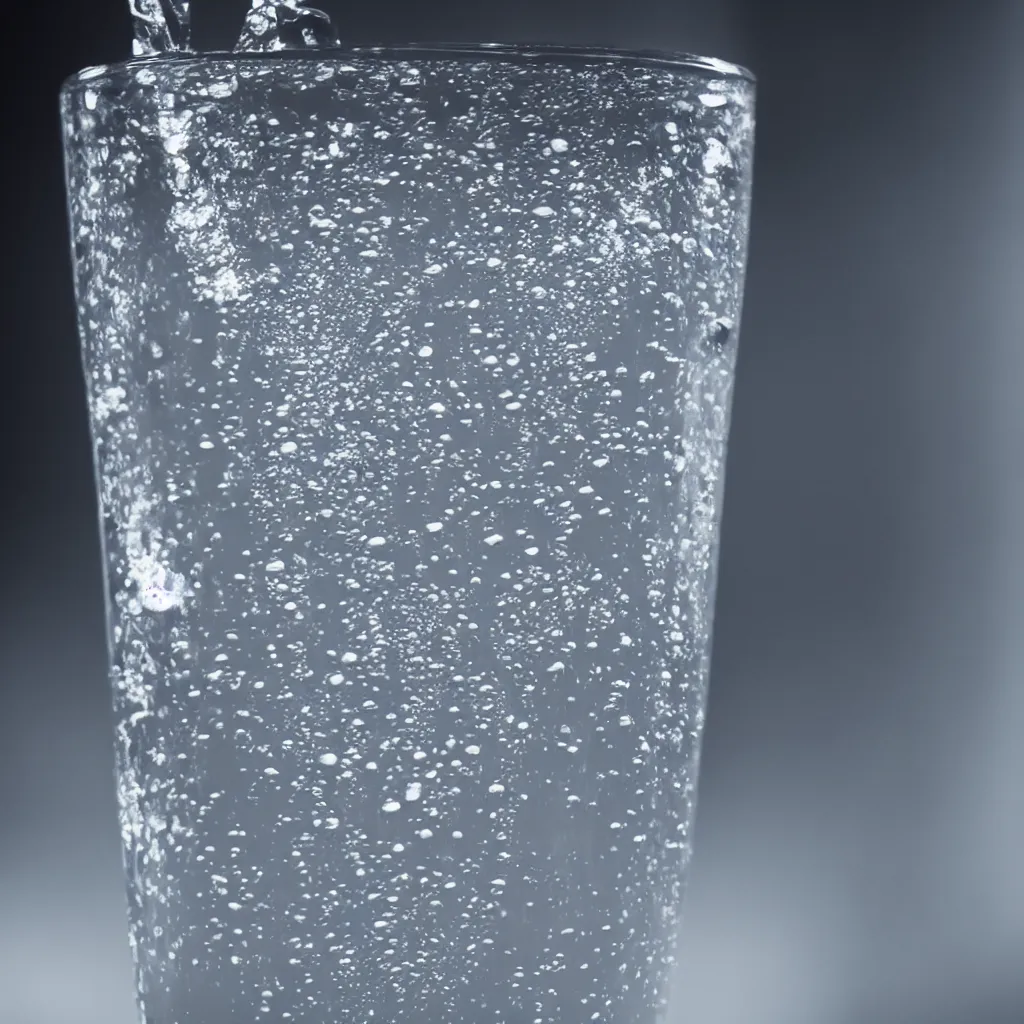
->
[129,0,191,55]
[235,0,339,52]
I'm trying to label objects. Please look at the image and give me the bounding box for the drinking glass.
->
[61,43,755,1024]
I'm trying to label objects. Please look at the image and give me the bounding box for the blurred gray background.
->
[2,0,1022,1021]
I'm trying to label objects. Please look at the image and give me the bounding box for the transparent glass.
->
[61,44,755,1024]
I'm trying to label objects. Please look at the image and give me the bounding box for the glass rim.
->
[63,41,754,93]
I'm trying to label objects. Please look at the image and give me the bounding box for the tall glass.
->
[62,44,754,1024]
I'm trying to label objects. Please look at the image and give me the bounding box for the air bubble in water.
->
[133,558,186,613]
